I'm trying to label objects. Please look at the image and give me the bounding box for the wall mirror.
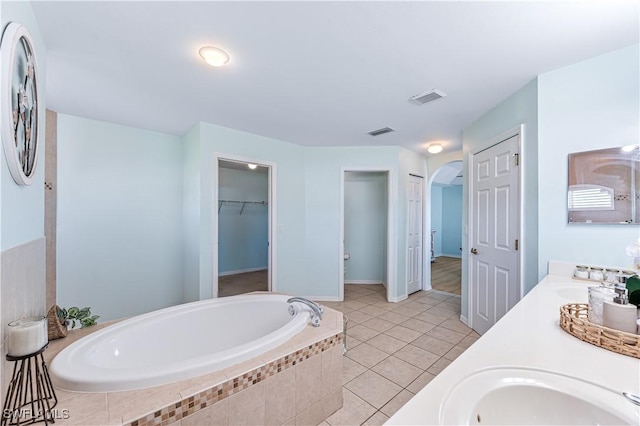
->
[568,145,639,224]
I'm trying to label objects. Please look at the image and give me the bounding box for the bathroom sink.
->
[439,367,639,425]
[556,286,588,302]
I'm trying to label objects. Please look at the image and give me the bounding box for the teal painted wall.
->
[538,45,640,276]
[441,186,462,257]
[218,167,268,274]
[1,1,47,250]
[462,77,539,319]
[57,115,184,321]
[344,171,388,284]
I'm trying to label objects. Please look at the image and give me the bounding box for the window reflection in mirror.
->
[568,145,639,224]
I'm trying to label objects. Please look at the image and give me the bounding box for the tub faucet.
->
[287,297,323,327]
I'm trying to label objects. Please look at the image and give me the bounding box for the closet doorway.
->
[216,157,274,297]
[340,170,392,302]
[429,161,463,295]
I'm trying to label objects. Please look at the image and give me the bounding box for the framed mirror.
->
[568,145,639,224]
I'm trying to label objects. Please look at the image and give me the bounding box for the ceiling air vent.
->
[368,127,395,136]
[409,89,447,105]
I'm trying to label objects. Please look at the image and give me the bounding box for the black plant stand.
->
[1,345,57,426]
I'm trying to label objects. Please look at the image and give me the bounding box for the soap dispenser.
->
[602,285,637,334]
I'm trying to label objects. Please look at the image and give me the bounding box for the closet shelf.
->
[218,200,268,215]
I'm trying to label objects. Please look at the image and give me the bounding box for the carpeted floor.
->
[218,270,268,297]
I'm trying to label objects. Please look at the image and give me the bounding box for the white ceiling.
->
[432,161,463,186]
[31,1,639,155]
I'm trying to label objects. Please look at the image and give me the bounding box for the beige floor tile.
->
[439,318,473,334]
[457,334,479,349]
[400,318,436,334]
[413,311,449,325]
[406,371,436,394]
[371,356,422,387]
[394,345,440,370]
[370,301,397,311]
[343,300,368,310]
[470,330,481,338]
[344,371,402,409]
[347,324,379,341]
[383,325,422,343]
[358,305,388,317]
[377,311,411,325]
[365,333,407,354]
[426,326,466,344]
[410,334,455,356]
[443,345,467,361]
[390,305,425,317]
[343,356,367,384]
[359,294,387,304]
[325,389,376,426]
[360,317,395,333]
[362,411,389,426]
[379,389,415,417]
[345,343,389,368]
[345,335,363,351]
[427,357,452,375]
[427,307,458,319]
[346,310,374,324]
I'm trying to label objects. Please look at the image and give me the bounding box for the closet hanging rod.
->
[218,200,268,215]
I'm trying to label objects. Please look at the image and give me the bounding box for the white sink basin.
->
[556,286,588,302]
[439,367,639,425]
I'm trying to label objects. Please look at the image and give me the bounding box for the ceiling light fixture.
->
[199,46,230,67]
[247,164,257,170]
[427,144,443,154]
[622,144,638,152]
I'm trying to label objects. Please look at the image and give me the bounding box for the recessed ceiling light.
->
[427,144,443,154]
[247,164,257,170]
[199,46,230,67]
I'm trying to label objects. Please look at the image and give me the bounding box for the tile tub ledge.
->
[43,304,344,426]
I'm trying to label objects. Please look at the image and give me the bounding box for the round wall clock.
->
[1,23,40,186]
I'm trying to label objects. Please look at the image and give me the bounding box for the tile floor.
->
[318,284,480,426]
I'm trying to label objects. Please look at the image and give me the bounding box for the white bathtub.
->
[50,294,311,392]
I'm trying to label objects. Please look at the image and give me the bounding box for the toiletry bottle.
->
[602,285,637,334]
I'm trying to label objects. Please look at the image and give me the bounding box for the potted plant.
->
[47,305,100,340]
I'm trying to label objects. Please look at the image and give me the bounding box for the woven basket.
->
[47,305,68,340]
[559,303,640,359]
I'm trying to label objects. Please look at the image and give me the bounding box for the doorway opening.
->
[340,170,392,302]
[215,157,274,297]
[429,161,463,295]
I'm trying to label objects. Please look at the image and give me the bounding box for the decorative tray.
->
[559,303,640,359]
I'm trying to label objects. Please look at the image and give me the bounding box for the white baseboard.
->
[438,254,462,259]
[388,295,407,303]
[218,267,267,277]
[460,315,469,326]
[345,280,384,285]
[304,296,342,302]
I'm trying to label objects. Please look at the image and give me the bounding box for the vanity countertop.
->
[387,264,640,425]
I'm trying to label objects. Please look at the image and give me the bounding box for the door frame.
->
[466,125,524,330]
[339,167,395,303]
[213,153,277,298]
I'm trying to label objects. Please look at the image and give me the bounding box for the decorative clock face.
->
[1,23,40,186]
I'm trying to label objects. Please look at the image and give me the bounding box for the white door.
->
[407,175,423,294]
[470,135,520,335]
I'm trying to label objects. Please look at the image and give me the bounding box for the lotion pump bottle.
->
[602,285,637,334]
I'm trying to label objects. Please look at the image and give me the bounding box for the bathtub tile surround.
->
[43,306,344,425]
[323,284,476,425]
[1,238,47,403]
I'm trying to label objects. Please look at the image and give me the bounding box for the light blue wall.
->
[441,186,462,257]
[538,45,640,276]
[430,185,443,257]
[218,167,268,274]
[344,171,388,283]
[1,2,46,250]
[182,125,201,302]
[57,115,184,321]
[462,77,539,319]
[187,122,307,300]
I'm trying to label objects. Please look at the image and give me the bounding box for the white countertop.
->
[387,264,640,425]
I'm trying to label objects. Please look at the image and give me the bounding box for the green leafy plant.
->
[57,306,100,329]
